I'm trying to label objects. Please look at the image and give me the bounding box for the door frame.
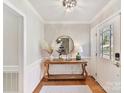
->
[90,27,97,79]
[3,1,27,93]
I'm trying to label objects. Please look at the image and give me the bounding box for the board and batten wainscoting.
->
[24,59,44,93]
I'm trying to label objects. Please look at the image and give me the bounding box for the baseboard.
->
[90,76,107,93]
[89,75,95,80]
[33,79,44,93]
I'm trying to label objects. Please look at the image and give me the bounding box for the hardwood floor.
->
[33,76,106,93]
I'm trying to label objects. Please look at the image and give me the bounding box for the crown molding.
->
[93,10,121,28]
[44,21,91,24]
[90,0,120,23]
[25,0,45,22]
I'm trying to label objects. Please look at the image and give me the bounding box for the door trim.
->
[3,1,27,93]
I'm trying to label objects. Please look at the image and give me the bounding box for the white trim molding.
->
[90,0,121,23]
[24,58,44,93]
[24,0,45,22]
[3,65,19,72]
[94,10,121,28]
[3,0,26,17]
[3,2,26,93]
[44,21,91,24]
[26,58,43,70]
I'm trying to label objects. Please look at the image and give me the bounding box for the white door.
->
[90,27,97,78]
[3,4,24,93]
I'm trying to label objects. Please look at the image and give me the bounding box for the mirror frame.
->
[56,35,74,55]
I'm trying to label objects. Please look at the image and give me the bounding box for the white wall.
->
[3,0,121,93]
[25,59,44,92]
[44,24,90,57]
[3,4,19,66]
[90,0,121,92]
[91,0,121,28]
[4,0,44,93]
[4,0,44,65]
[44,24,90,75]
[3,4,22,93]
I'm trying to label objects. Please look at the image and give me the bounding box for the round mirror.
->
[56,35,74,56]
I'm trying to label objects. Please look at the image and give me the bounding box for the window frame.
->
[99,25,113,60]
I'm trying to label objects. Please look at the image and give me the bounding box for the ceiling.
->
[28,0,111,23]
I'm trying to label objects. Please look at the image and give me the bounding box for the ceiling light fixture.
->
[63,0,77,12]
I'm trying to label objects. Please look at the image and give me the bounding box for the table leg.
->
[44,63,49,79]
[81,64,87,79]
[46,64,49,77]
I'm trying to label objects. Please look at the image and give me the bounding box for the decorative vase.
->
[76,52,81,60]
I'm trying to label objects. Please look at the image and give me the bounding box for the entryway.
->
[3,3,24,93]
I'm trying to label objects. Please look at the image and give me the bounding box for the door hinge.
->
[95,33,97,36]
[96,53,97,56]
[95,73,97,77]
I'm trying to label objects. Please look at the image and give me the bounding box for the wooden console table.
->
[43,59,88,80]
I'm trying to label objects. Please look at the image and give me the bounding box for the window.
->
[99,25,113,60]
